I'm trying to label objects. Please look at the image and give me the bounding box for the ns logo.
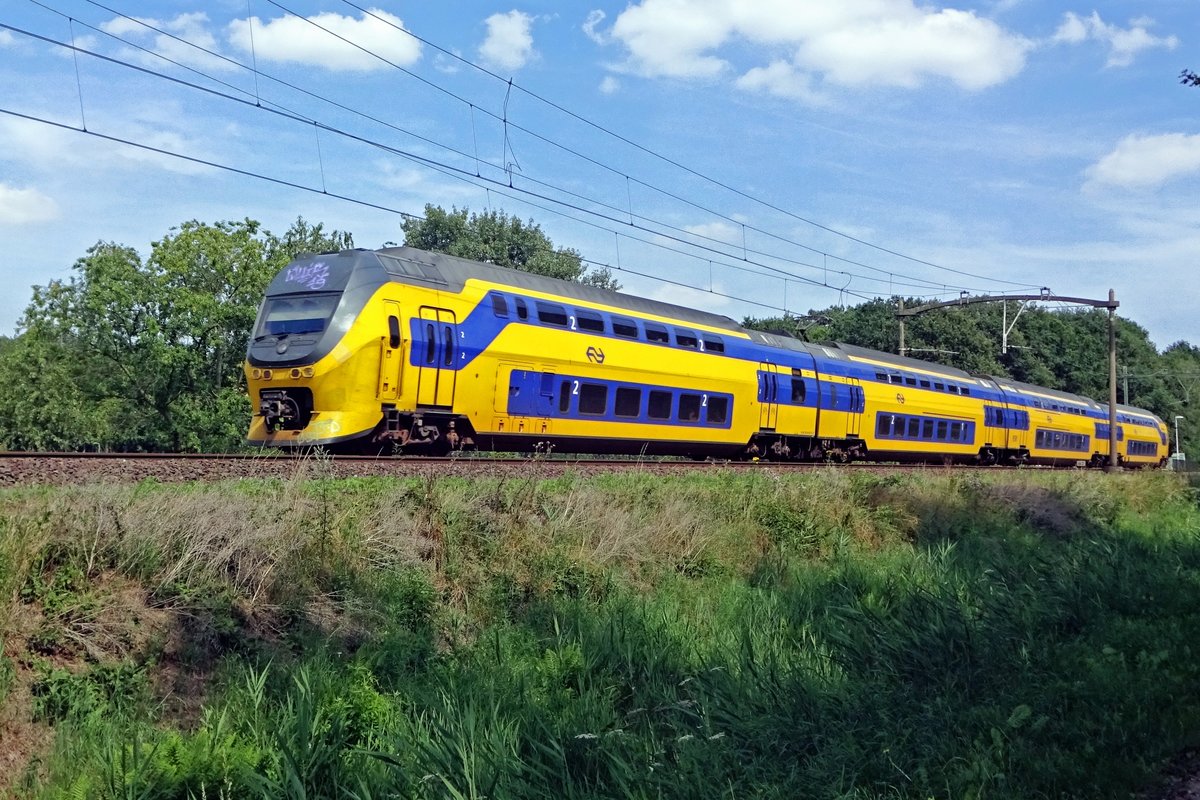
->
[586,346,606,364]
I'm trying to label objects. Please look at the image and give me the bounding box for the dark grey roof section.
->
[994,377,1103,408]
[827,342,977,379]
[377,246,745,333]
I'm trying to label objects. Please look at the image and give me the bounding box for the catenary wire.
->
[3,18,930,300]
[54,0,1034,297]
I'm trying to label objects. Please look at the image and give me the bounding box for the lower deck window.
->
[707,396,729,424]
[648,390,672,420]
[679,393,702,422]
[579,383,607,415]
[615,387,641,418]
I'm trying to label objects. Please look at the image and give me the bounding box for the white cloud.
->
[0,114,213,177]
[1085,133,1200,190]
[583,10,608,45]
[599,75,620,94]
[736,61,829,105]
[227,9,421,72]
[683,221,741,245]
[1051,12,1177,68]
[100,13,237,73]
[607,0,1031,93]
[0,184,60,225]
[0,30,17,48]
[478,11,536,71]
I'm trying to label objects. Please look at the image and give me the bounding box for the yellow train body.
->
[245,247,1169,468]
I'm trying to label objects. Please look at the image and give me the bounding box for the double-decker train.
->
[244,246,1169,467]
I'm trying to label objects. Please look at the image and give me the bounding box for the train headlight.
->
[303,367,314,378]
[251,368,261,379]
[263,370,273,380]
[291,368,301,379]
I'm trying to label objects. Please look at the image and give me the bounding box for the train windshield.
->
[256,293,340,337]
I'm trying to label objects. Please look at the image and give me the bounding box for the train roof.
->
[375,246,747,334]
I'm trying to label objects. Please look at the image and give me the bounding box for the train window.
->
[950,422,963,440]
[907,418,920,438]
[674,329,699,348]
[576,310,605,332]
[922,419,935,439]
[579,383,607,415]
[648,391,672,420]
[937,421,948,440]
[615,387,641,418]
[645,323,670,343]
[919,379,931,388]
[678,394,702,422]
[388,316,400,349]
[905,376,917,387]
[703,336,725,353]
[443,326,454,366]
[559,381,571,413]
[791,378,806,404]
[961,387,970,396]
[491,294,509,318]
[515,298,528,320]
[424,323,436,364]
[877,414,893,437]
[537,302,569,327]
[876,372,888,381]
[948,385,959,394]
[706,396,729,424]
[934,382,945,391]
[889,375,903,384]
[612,316,638,338]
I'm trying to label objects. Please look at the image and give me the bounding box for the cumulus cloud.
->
[1051,12,1177,67]
[736,61,829,105]
[227,9,420,72]
[478,11,536,71]
[606,0,1031,94]
[1085,133,1200,190]
[0,183,60,225]
[100,12,236,72]
[599,75,620,94]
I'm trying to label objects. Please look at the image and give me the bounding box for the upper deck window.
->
[645,323,669,343]
[575,310,605,333]
[537,302,569,327]
[674,329,699,349]
[491,294,509,318]
[612,316,638,338]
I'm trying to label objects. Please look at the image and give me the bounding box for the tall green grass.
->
[2,469,1198,798]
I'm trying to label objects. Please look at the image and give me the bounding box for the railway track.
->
[0,451,1001,486]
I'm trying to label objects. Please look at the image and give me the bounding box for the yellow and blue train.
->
[245,246,1169,467]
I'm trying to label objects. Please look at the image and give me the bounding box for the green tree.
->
[0,218,353,452]
[401,205,620,290]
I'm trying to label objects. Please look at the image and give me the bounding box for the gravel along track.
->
[0,453,808,486]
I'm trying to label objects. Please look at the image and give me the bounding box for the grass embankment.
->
[1,467,1198,799]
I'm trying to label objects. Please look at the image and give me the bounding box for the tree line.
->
[0,205,1195,455]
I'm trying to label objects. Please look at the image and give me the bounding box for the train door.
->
[846,378,863,438]
[759,363,780,430]
[378,301,402,401]
[416,306,458,408]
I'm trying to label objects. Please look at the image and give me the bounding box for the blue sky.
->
[1,0,1197,350]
